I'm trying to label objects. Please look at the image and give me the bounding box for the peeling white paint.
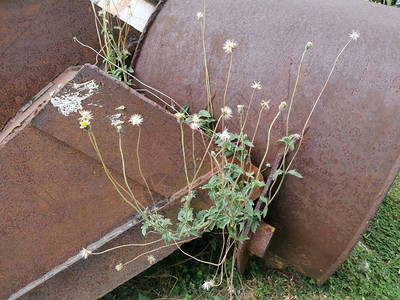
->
[115,105,126,111]
[51,80,99,116]
[108,113,125,127]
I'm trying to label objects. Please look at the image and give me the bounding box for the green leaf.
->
[141,222,149,236]
[179,104,190,114]
[197,110,211,118]
[272,169,284,181]
[286,169,303,178]
[162,232,171,244]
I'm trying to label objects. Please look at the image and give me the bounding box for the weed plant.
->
[73,3,361,299]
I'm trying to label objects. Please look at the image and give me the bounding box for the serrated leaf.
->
[287,169,303,178]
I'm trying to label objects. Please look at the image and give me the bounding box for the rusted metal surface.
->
[0,64,214,299]
[0,0,100,129]
[133,0,400,284]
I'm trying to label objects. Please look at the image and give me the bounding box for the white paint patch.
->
[51,80,99,116]
[108,113,125,127]
[115,105,126,111]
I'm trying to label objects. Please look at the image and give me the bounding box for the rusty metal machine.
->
[0,0,399,299]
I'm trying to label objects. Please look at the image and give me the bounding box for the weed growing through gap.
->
[91,0,135,85]
[73,4,360,299]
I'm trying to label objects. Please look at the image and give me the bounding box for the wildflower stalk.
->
[256,109,281,180]
[222,53,233,127]
[135,126,157,210]
[269,38,355,206]
[199,6,213,118]
[118,131,136,199]
[91,237,164,255]
[88,129,146,213]
[179,122,191,187]
[286,46,308,136]
[247,106,265,162]
[243,89,255,128]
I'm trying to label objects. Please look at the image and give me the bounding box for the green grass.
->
[102,175,400,299]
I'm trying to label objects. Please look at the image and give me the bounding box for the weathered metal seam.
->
[6,199,167,300]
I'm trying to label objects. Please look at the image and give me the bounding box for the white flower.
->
[220,106,233,120]
[261,100,270,110]
[79,110,93,121]
[175,112,185,123]
[278,101,287,111]
[117,125,123,134]
[202,279,215,291]
[349,30,360,41]
[129,114,143,126]
[223,39,237,54]
[190,122,200,130]
[80,248,92,259]
[197,12,204,20]
[237,104,244,114]
[251,81,262,90]
[115,263,124,272]
[219,128,230,142]
[305,41,313,50]
[265,163,271,168]
[79,119,91,129]
[147,255,156,265]
[192,114,201,124]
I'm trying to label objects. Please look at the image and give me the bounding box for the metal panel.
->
[0,65,213,299]
[133,0,400,284]
[0,0,100,129]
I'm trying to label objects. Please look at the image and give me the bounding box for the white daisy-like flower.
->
[129,114,143,126]
[190,122,200,130]
[197,12,204,20]
[251,81,262,90]
[79,110,93,121]
[202,279,215,291]
[219,128,230,142]
[175,112,185,123]
[79,119,91,129]
[261,100,270,110]
[115,263,124,272]
[223,39,237,54]
[147,255,157,265]
[220,106,233,120]
[305,41,313,50]
[278,101,287,111]
[349,30,360,41]
[192,114,201,124]
[265,163,271,168]
[80,248,92,259]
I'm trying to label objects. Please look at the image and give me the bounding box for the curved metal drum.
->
[134,0,400,284]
